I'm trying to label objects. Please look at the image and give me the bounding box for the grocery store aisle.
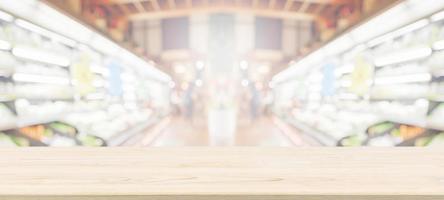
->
[150,117,208,146]
[234,117,293,146]
[140,115,315,146]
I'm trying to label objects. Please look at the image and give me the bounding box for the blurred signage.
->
[322,62,335,96]
[351,55,374,96]
[71,54,94,96]
[107,60,123,96]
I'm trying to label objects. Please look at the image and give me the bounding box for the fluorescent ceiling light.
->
[0,10,13,22]
[367,19,429,47]
[1,0,171,83]
[0,40,11,50]
[90,34,120,56]
[15,19,64,44]
[272,1,444,85]
[12,46,70,67]
[432,40,444,50]
[374,73,431,85]
[373,47,432,67]
[13,73,70,85]
[431,10,444,22]
[15,19,76,47]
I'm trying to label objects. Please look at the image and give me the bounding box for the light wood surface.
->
[0,148,443,200]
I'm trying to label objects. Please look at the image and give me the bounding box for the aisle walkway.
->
[143,116,312,146]
[150,117,208,146]
[235,117,293,146]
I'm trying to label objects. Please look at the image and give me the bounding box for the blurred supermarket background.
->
[0,0,443,147]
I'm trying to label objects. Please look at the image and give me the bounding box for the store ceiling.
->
[90,0,354,20]
[61,0,364,90]
[46,0,398,91]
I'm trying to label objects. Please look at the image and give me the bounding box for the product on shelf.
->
[367,122,395,137]
[77,134,105,147]
[428,103,444,127]
[0,132,30,147]
[17,123,83,146]
[392,125,425,141]
[0,102,16,128]
[338,135,364,146]
[48,121,77,137]
[272,4,444,146]
[414,136,434,146]
[0,132,16,147]
[427,133,444,146]
[18,124,53,142]
[0,1,171,148]
[366,121,430,146]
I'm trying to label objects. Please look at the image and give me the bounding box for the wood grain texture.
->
[0,148,443,200]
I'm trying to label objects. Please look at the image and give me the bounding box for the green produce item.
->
[44,128,54,138]
[49,122,76,136]
[340,135,363,146]
[368,122,394,136]
[11,136,30,147]
[390,129,401,137]
[427,133,444,146]
[78,135,104,147]
[0,132,31,147]
[415,136,433,146]
[0,132,17,147]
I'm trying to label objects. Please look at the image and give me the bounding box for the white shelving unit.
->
[0,0,172,146]
[272,0,444,146]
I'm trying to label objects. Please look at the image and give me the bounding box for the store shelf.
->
[368,108,444,132]
[286,118,337,146]
[0,1,172,144]
[338,106,444,132]
[106,117,159,146]
[15,114,64,129]
[0,148,443,199]
[271,1,444,147]
[0,114,62,132]
[0,109,103,132]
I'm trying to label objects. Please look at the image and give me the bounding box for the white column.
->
[147,19,162,56]
[235,14,254,55]
[189,14,208,54]
[282,19,297,56]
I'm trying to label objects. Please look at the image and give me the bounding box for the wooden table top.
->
[0,148,443,200]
